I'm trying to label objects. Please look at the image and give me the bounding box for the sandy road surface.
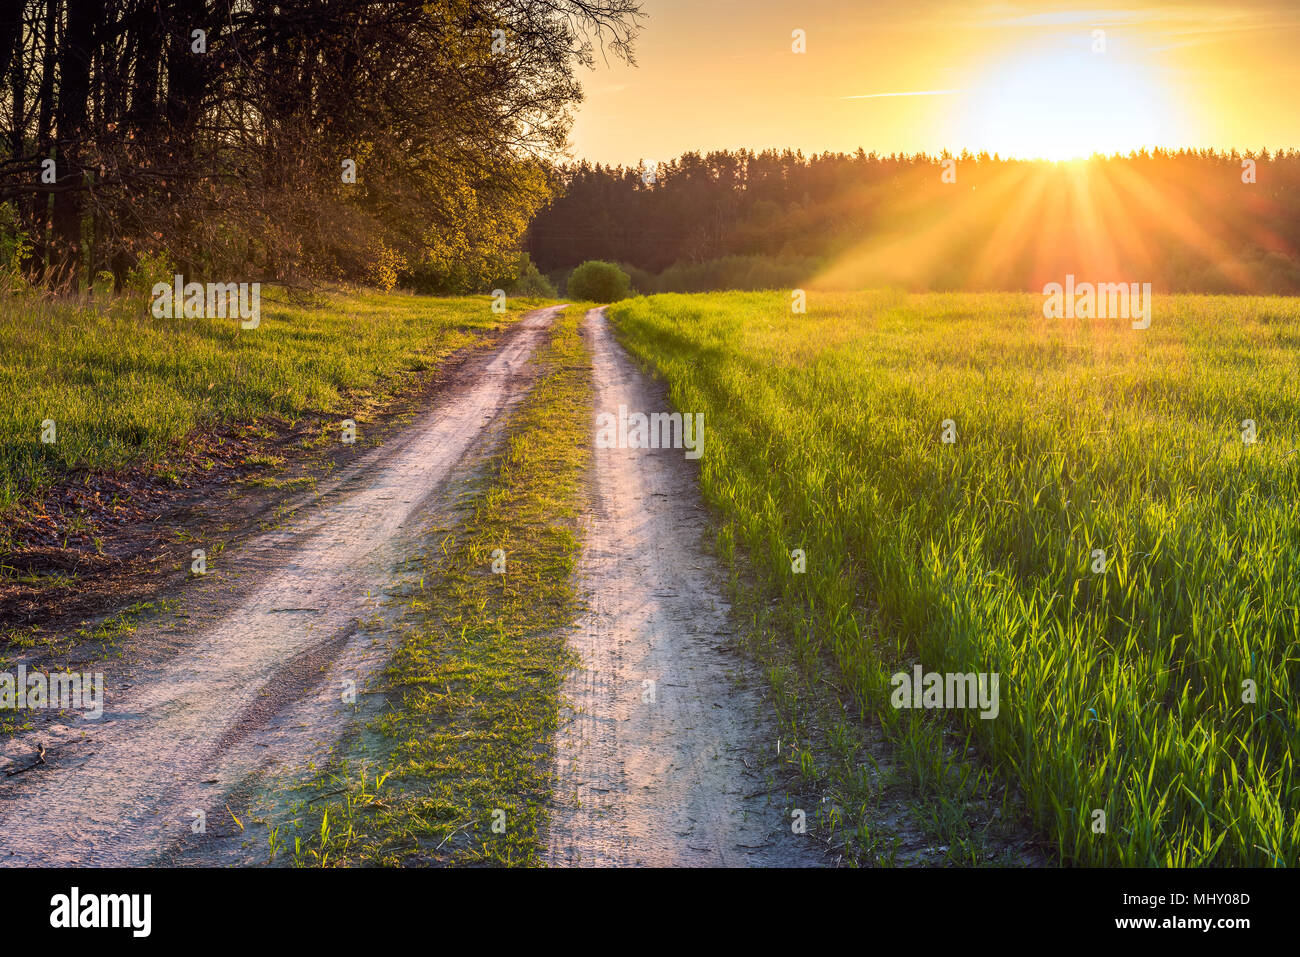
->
[547,308,824,867]
[0,305,563,866]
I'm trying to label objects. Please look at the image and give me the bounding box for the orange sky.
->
[569,1,1300,164]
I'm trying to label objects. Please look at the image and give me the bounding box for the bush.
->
[125,249,176,298]
[507,253,557,298]
[566,260,631,303]
[0,202,31,295]
[616,261,657,295]
[364,239,406,292]
[654,254,822,293]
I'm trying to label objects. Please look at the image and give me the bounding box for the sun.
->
[955,40,1183,161]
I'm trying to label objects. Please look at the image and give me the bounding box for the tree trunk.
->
[50,0,99,288]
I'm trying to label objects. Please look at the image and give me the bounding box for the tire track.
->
[0,305,563,866]
[546,308,824,867]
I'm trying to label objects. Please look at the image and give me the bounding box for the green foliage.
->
[364,240,406,292]
[402,161,553,294]
[566,260,631,303]
[91,270,115,298]
[615,261,657,294]
[532,149,1300,294]
[610,289,1300,867]
[608,254,824,295]
[1,2,641,293]
[654,254,823,293]
[0,286,529,512]
[0,202,31,295]
[507,253,557,298]
[123,249,175,299]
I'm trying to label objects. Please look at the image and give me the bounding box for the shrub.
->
[125,250,176,298]
[654,254,821,293]
[0,202,31,295]
[365,239,406,291]
[566,260,630,303]
[507,253,557,297]
[616,261,657,295]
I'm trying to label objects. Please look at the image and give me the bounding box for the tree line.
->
[527,148,1300,294]
[0,0,640,293]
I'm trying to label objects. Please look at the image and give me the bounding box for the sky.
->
[567,0,1300,165]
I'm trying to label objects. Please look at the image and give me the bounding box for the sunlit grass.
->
[291,306,592,866]
[0,285,543,511]
[609,289,1300,867]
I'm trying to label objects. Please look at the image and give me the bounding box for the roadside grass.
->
[0,597,170,734]
[283,304,591,866]
[609,289,1300,867]
[740,597,1035,865]
[0,285,545,516]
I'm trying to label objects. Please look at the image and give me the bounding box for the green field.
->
[609,289,1300,866]
[0,286,537,513]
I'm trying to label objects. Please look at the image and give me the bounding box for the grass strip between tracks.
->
[285,304,592,866]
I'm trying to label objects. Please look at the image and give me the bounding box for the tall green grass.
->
[0,287,539,510]
[609,289,1300,866]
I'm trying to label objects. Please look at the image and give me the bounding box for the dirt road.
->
[1,302,826,868]
[0,305,564,866]
[546,308,824,866]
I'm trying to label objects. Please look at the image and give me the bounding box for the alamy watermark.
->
[595,404,704,460]
[890,665,1000,719]
[1,666,104,719]
[151,275,261,328]
[1042,274,1151,329]
[50,887,150,937]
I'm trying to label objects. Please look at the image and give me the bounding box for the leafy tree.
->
[567,259,629,302]
[0,0,643,291]
[527,148,1300,294]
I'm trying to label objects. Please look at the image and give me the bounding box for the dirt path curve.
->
[546,308,824,867]
[0,305,564,867]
